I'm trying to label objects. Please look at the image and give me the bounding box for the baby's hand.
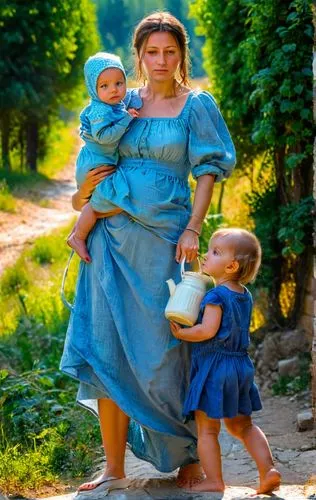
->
[128,108,139,118]
[170,321,182,338]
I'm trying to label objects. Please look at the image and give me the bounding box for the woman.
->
[60,12,236,491]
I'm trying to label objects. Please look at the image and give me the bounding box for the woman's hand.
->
[80,165,116,199]
[72,165,116,211]
[175,229,199,263]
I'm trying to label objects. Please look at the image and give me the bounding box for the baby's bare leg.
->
[94,207,124,219]
[189,410,225,492]
[224,415,281,494]
[67,204,97,263]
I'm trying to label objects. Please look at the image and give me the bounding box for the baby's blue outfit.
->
[183,285,262,420]
[60,89,236,471]
[75,53,142,207]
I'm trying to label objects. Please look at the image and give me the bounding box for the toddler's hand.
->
[170,321,182,338]
[128,108,139,118]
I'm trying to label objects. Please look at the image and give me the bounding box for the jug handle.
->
[180,256,202,277]
[180,257,186,278]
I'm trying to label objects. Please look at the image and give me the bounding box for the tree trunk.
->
[0,111,11,170]
[19,124,25,171]
[217,180,225,214]
[26,117,39,171]
[312,138,316,424]
[272,147,288,325]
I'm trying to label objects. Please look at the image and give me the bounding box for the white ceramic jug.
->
[165,259,212,326]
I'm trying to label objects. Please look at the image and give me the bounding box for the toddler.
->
[67,52,140,263]
[170,228,281,494]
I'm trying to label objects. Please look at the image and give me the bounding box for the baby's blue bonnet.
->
[84,52,126,101]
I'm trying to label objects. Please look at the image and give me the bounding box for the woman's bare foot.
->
[67,233,91,263]
[78,472,129,492]
[176,463,205,488]
[257,468,281,494]
[190,478,225,492]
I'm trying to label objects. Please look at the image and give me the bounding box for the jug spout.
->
[166,279,176,296]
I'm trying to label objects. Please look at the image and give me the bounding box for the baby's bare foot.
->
[67,233,91,263]
[257,468,281,494]
[189,479,225,492]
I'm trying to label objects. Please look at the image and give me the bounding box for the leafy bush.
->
[31,236,67,265]
[0,260,30,297]
[0,224,101,495]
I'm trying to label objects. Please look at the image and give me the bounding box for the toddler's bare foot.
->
[257,468,281,494]
[67,233,91,263]
[189,478,225,492]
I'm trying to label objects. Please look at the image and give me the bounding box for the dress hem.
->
[61,366,198,473]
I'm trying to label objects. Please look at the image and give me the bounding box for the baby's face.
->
[97,68,126,105]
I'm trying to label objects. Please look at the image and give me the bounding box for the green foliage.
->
[0,179,16,212]
[31,236,67,265]
[248,186,281,290]
[191,0,313,324]
[0,260,30,297]
[0,225,101,495]
[0,0,99,113]
[0,0,99,170]
[272,353,311,395]
[278,196,314,256]
[248,0,313,159]
[190,0,258,166]
[94,0,205,77]
[0,438,57,494]
[199,208,224,255]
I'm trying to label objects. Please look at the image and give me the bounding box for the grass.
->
[38,120,78,179]
[0,179,16,213]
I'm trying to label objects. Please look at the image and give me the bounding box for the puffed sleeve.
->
[189,91,236,182]
[87,101,133,145]
[201,289,224,310]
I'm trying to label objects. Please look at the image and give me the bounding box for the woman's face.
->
[141,32,182,82]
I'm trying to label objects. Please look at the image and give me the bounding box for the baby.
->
[67,52,140,263]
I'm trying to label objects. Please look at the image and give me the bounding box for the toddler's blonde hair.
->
[211,228,262,284]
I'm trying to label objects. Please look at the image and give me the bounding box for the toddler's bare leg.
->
[189,410,225,492]
[224,415,281,494]
[67,204,97,263]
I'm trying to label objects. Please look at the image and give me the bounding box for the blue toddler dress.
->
[183,285,262,420]
[60,89,236,472]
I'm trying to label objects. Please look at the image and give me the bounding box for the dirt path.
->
[0,144,78,276]
[35,393,315,500]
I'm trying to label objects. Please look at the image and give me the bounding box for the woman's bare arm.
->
[72,165,116,211]
[176,174,215,263]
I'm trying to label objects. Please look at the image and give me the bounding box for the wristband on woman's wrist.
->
[185,227,201,236]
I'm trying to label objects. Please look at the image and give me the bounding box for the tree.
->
[191,0,313,326]
[0,0,99,171]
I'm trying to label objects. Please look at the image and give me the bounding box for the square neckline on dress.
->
[135,87,194,120]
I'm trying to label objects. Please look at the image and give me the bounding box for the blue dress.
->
[183,285,262,420]
[60,89,236,472]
